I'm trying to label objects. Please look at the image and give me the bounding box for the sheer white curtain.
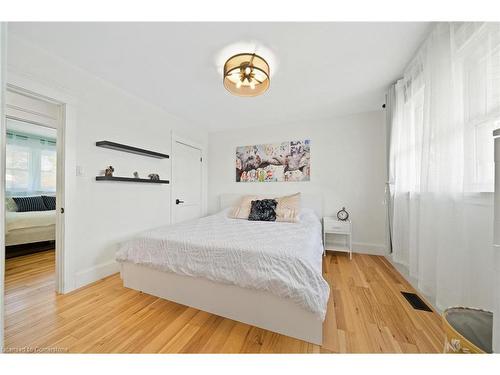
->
[6,129,57,195]
[389,23,500,311]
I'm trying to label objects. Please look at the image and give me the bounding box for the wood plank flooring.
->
[4,250,445,353]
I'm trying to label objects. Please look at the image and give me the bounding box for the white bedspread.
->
[5,210,56,233]
[116,209,330,320]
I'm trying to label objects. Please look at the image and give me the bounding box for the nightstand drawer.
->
[323,219,351,233]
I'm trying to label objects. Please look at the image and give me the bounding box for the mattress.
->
[116,209,330,320]
[6,225,55,246]
[5,210,56,233]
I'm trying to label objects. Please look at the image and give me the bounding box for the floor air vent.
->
[401,292,433,312]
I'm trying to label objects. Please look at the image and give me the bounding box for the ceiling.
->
[8,22,431,132]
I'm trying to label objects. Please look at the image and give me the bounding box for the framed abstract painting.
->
[236,140,310,182]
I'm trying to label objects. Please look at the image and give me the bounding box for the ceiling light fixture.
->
[223,53,270,97]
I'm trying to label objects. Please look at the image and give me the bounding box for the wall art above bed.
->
[236,139,310,182]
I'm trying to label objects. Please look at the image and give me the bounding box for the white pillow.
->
[5,197,18,212]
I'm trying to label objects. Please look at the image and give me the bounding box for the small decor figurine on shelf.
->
[104,166,115,177]
[148,173,160,181]
[133,171,139,179]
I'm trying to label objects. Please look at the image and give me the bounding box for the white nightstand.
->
[323,217,352,260]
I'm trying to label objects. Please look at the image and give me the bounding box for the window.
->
[6,144,30,191]
[40,149,57,191]
[5,129,57,194]
[459,24,500,192]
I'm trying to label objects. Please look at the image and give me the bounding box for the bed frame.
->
[120,193,324,345]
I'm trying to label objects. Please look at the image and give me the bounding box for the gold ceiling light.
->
[223,53,270,97]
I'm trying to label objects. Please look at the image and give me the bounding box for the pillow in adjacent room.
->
[230,195,259,219]
[248,199,278,222]
[275,192,301,223]
[42,195,56,210]
[5,197,18,212]
[12,196,49,212]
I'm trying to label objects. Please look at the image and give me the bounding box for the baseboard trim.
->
[352,242,387,256]
[74,259,120,290]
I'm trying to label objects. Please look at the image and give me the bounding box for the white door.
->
[172,140,202,223]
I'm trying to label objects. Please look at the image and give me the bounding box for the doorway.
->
[171,135,203,224]
[3,87,65,301]
[5,118,57,258]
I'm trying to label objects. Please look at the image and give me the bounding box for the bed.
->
[5,210,56,246]
[116,193,328,344]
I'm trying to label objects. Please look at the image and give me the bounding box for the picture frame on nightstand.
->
[322,217,352,260]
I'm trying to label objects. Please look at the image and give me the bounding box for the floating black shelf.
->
[96,141,169,159]
[96,176,170,184]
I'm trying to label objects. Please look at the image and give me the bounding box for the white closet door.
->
[171,140,202,224]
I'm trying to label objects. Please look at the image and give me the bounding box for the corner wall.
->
[207,111,388,255]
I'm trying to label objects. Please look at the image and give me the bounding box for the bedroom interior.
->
[0,2,500,371]
[5,116,57,255]
[4,93,58,309]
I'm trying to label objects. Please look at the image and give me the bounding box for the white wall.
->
[7,34,208,290]
[208,111,388,255]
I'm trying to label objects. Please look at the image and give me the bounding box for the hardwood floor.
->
[4,250,445,353]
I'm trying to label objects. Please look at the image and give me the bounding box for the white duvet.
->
[116,209,330,320]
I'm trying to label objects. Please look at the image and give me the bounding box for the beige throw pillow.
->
[275,193,301,222]
[230,195,259,219]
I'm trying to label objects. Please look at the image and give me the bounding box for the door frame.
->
[170,131,205,224]
[3,71,77,295]
[4,85,66,291]
[0,22,6,350]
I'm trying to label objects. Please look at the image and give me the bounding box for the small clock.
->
[337,207,349,221]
